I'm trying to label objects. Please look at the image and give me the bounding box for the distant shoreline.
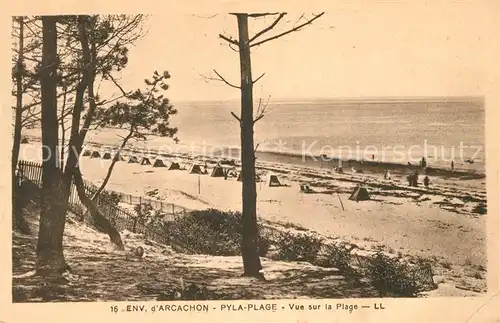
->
[175,95,484,106]
[21,134,486,181]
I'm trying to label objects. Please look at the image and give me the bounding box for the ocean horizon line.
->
[174,95,484,106]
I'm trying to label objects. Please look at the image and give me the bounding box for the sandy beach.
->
[18,139,487,294]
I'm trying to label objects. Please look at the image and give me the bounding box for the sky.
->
[103,1,498,103]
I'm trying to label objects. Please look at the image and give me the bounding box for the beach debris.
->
[134,246,145,258]
[145,189,159,197]
[300,183,314,193]
[445,197,465,206]
[417,195,431,202]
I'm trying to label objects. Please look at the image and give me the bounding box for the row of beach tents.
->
[80,148,284,186]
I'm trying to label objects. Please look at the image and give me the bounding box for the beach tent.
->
[102,152,112,160]
[152,158,167,167]
[266,174,282,187]
[348,186,371,202]
[188,164,203,174]
[140,157,151,165]
[113,152,125,162]
[210,165,225,177]
[167,162,180,170]
[90,151,101,158]
[21,137,29,144]
[128,155,139,163]
[82,150,92,157]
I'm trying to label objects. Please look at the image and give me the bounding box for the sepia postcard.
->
[1,1,499,322]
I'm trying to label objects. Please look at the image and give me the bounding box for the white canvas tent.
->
[102,152,112,160]
[90,151,101,158]
[140,157,152,165]
[128,155,139,163]
[152,158,167,167]
[188,164,203,174]
[167,162,181,170]
[266,173,282,187]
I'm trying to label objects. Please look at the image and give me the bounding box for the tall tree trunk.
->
[59,85,68,170]
[36,15,69,276]
[63,16,124,247]
[236,14,262,277]
[60,15,96,208]
[73,167,125,250]
[12,16,24,191]
[92,126,134,199]
[12,16,25,229]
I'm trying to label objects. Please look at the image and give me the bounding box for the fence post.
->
[132,218,137,233]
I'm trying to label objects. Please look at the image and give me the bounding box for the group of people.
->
[406,157,431,187]
[406,171,430,187]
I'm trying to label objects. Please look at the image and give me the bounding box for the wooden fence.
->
[16,160,189,247]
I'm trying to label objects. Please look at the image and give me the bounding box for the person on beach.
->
[424,175,430,187]
[384,169,391,180]
[420,157,427,168]
[451,160,454,171]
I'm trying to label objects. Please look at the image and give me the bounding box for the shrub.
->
[275,231,323,263]
[164,209,271,257]
[365,252,419,297]
[316,242,353,271]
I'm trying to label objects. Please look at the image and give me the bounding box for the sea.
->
[27,97,486,172]
[159,97,484,170]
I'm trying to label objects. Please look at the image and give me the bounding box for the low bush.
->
[315,242,353,271]
[275,231,323,263]
[164,209,271,257]
[365,252,419,297]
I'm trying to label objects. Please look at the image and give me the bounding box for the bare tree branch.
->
[231,111,241,122]
[192,14,219,19]
[253,94,271,124]
[230,12,281,18]
[253,114,265,124]
[106,71,131,97]
[212,69,240,89]
[252,72,265,84]
[219,34,239,46]
[250,12,325,48]
[249,13,286,43]
[227,43,239,52]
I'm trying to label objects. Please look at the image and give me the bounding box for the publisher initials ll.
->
[374,303,385,310]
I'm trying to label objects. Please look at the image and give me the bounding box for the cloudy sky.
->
[104,1,498,103]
